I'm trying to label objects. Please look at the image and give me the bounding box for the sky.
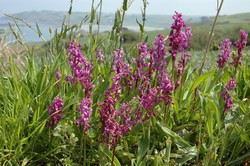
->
[0,0,250,16]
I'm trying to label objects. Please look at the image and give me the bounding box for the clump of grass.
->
[1,0,250,165]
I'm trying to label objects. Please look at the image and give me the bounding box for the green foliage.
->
[1,0,250,165]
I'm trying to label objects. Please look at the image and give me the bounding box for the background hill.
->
[0,10,202,28]
[1,11,250,50]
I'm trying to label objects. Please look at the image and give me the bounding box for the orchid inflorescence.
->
[221,78,236,111]
[67,40,94,133]
[47,97,63,127]
[47,12,248,149]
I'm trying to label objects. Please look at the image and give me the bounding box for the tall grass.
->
[1,0,250,165]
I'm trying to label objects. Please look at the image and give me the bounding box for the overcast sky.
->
[0,0,250,16]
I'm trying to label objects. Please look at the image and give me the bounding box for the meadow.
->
[1,0,250,165]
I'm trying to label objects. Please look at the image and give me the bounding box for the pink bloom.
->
[99,48,135,147]
[67,40,94,132]
[157,71,174,104]
[140,86,159,117]
[169,12,192,62]
[66,76,73,84]
[233,29,248,69]
[113,48,132,76]
[134,42,149,81]
[221,78,236,111]
[169,12,192,90]
[47,97,63,127]
[153,34,167,72]
[217,38,232,68]
[225,78,237,91]
[76,98,92,133]
[175,80,181,90]
[67,40,94,96]
[177,57,184,76]
[112,48,133,89]
[96,48,104,62]
[55,69,61,88]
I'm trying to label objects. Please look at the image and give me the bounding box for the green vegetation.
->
[1,0,250,165]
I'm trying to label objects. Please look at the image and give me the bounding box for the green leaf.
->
[205,99,214,139]
[176,153,196,164]
[192,72,215,92]
[156,122,191,147]
[90,6,96,23]
[137,126,150,164]
[36,23,42,37]
[234,124,250,144]
[122,0,128,11]
[68,0,73,14]
[243,58,249,83]
[99,144,121,166]
[205,70,222,93]
[227,151,250,166]
[136,19,144,34]
[187,71,215,98]
[208,97,221,134]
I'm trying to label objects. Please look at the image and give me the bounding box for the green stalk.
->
[164,104,167,124]
[117,8,126,49]
[194,2,224,159]
[139,0,147,41]
[80,128,83,164]
[117,0,131,49]
[84,132,87,166]
[49,125,54,150]
[192,0,224,110]
[88,0,95,56]
[111,146,116,166]
[68,0,73,26]
[199,0,224,76]
[172,60,175,86]
[79,129,87,166]
[196,108,203,162]
[165,137,172,163]
[95,0,103,49]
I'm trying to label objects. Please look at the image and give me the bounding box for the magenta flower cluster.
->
[55,69,61,88]
[67,40,94,97]
[233,29,248,69]
[49,12,191,146]
[217,38,232,68]
[100,48,135,147]
[221,78,236,111]
[99,13,190,148]
[139,81,159,117]
[158,71,174,105]
[76,98,92,132]
[153,34,167,72]
[67,40,94,133]
[168,12,192,88]
[138,74,173,118]
[135,35,174,118]
[47,97,63,127]
[113,48,133,89]
[95,48,104,62]
[169,11,192,62]
[133,42,148,83]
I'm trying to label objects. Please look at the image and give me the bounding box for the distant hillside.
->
[218,13,250,24]
[195,12,250,26]
[2,11,250,29]
[1,10,202,29]
[2,11,250,44]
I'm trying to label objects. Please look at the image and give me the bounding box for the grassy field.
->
[1,1,250,165]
